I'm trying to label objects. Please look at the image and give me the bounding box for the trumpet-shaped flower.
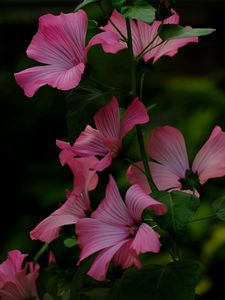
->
[15,10,90,97]
[76,175,166,281]
[89,10,198,63]
[128,126,225,193]
[0,250,39,300]
[57,97,149,171]
[30,156,98,242]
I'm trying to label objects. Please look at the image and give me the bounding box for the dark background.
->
[1,0,225,298]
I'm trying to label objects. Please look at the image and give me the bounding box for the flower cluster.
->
[3,2,222,298]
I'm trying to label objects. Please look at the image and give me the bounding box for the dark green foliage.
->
[75,0,101,10]
[213,196,225,221]
[109,260,200,300]
[153,191,200,240]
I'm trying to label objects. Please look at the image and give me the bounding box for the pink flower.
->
[57,97,149,171]
[128,126,225,193]
[15,10,90,97]
[0,250,39,300]
[89,10,198,63]
[30,156,98,242]
[76,175,166,281]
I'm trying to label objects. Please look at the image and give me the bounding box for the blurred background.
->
[1,0,225,298]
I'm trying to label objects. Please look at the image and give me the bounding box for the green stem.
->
[189,214,217,223]
[126,18,157,193]
[136,33,159,60]
[33,243,49,263]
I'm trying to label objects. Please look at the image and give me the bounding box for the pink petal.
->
[30,192,88,242]
[130,223,161,255]
[192,126,225,184]
[150,161,182,190]
[101,10,127,38]
[150,31,198,64]
[72,125,107,156]
[94,97,120,138]
[56,139,74,166]
[138,11,198,63]
[92,175,132,226]
[87,240,129,281]
[125,185,166,222]
[126,161,151,194]
[147,126,190,179]
[77,218,130,261]
[98,10,142,57]
[90,152,113,171]
[0,251,27,286]
[66,157,99,194]
[87,31,126,54]
[15,63,85,97]
[113,239,142,269]
[27,11,87,65]
[15,11,88,97]
[120,98,149,138]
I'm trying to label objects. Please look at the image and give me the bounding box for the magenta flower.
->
[89,10,198,63]
[15,10,90,97]
[30,156,98,243]
[128,126,225,193]
[76,175,166,281]
[0,250,39,300]
[57,97,149,171]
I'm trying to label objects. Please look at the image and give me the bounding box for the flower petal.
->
[14,63,85,97]
[120,98,149,138]
[192,126,225,184]
[87,240,129,281]
[56,140,74,166]
[147,126,190,179]
[94,97,120,138]
[130,223,161,255]
[30,192,88,242]
[92,175,132,226]
[87,31,126,54]
[125,184,166,222]
[113,239,142,269]
[27,11,87,65]
[150,161,182,190]
[72,125,107,156]
[126,161,151,194]
[77,218,130,261]
[90,152,113,171]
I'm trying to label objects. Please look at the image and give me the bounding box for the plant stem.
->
[33,243,49,263]
[126,18,157,193]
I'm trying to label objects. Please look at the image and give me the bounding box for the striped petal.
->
[147,126,190,179]
[125,184,166,223]
[192,126,225,184]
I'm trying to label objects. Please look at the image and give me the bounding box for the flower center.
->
[179,170,199,191]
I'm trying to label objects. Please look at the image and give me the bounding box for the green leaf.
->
[43,294,55,300]
[153,191,200,239]
[110,260,200,300]
[66,79,113,140]
[121,0,156,24]
[64,237,77,248]
[213,196,225,221]
[112,0,126,10]
[159,24,216,40]
[75,0,100,11]
[80,288,110,300]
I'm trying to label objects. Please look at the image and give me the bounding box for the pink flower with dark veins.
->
[89,10,198,63]
[57,97,149,171]
[76,175,166,281]
[30,156,98,243]
[0,250,39,300]
[127,126,225,195]
[15,10,91,97]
